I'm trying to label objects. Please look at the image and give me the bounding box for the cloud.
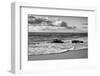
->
[28,15,78,32]
[28,26,77,32]
[82,23,88,25]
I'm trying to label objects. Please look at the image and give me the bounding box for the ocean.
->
[28,32,88,60]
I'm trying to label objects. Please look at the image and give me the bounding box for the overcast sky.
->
[28,15,88,33]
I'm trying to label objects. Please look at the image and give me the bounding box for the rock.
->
[51,39,64,43]
[72,40,84,43]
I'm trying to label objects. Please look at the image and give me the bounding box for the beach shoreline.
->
[28,48,88,61]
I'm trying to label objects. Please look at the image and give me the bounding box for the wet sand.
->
[28,48,88,61]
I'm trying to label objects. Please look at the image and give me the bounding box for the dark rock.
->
[51,39,64,43]
[72,40,84,43]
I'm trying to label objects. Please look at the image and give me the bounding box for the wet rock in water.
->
[51,39,64,43]
[72,40,84,43]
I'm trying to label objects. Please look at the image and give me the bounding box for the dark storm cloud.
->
[60,21,76,29]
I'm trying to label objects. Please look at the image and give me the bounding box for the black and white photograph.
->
[28,14,88,61]
[10,2,97,74]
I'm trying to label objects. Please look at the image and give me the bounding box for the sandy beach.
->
[28,48,88,60]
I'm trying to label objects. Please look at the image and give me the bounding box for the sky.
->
[28,15,88,33]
